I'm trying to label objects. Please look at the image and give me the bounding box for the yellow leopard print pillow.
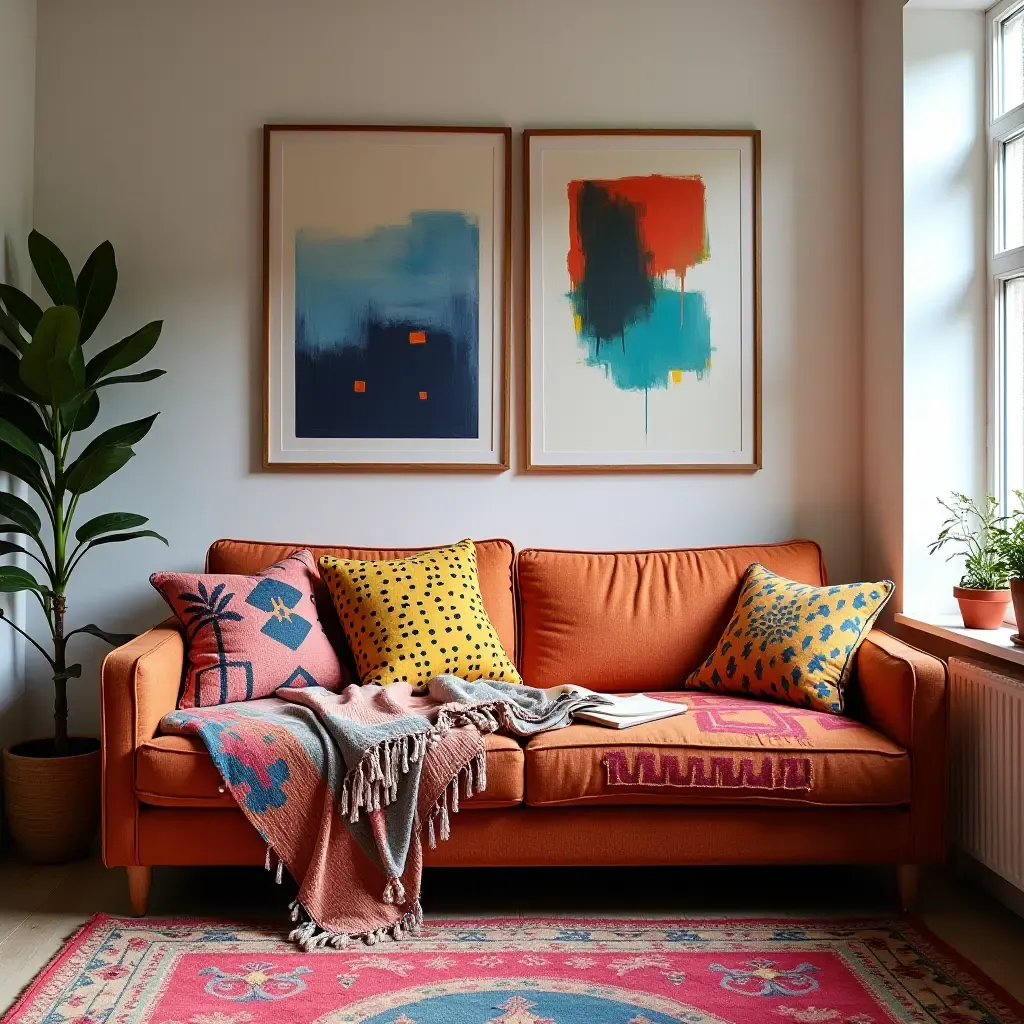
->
[685,563,893,713]
[318,539,521,687]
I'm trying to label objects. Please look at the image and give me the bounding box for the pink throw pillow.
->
[152,549,345,708]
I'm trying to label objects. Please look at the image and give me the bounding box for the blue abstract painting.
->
[294,211,479,438]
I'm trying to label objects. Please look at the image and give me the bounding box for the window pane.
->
[1005,277,1024,509]
[1003,134,1024,251]
[1002,8,1024,115]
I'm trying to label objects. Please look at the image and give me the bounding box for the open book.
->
[545,684,688,729]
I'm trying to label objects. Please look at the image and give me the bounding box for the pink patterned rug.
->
[4,915,1022,1024]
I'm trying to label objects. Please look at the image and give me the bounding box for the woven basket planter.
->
[2,737,101,862]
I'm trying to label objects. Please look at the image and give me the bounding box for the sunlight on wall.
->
[903,9,987,618]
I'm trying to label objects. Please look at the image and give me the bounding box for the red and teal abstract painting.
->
[293,211,479,439]
[567,174,712,425]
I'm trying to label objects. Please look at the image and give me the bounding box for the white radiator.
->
[949,657,1024,891]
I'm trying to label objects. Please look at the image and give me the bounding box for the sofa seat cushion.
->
[137,732,525,809]
[524,693,909,808]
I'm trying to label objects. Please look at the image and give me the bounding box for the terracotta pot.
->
[1010,579,1024,633]
[953,586,1011,630]
[2,737,101,862]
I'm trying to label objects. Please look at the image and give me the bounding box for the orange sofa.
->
[101,538,948,916]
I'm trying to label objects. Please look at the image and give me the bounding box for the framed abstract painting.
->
[525,129,761,472]
[264,125,511,469]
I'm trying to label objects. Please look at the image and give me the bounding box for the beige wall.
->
[0,0,36,754]
[31,0,865,736]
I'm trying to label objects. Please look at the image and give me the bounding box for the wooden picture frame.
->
[524,128,761,473]
[263,125,511,471]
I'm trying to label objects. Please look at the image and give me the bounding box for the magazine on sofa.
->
[545,684,688,729]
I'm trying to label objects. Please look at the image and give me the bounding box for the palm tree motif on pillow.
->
[180,581,254,705]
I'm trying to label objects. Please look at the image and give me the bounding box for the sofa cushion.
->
[517,541,826,691]
[206,538,517,666]
[685,564,893,714]
[524,692,909,808]
[136,731,525,809]
[152,550,346,708]
[318,540,522,687]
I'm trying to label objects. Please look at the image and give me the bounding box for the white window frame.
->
[988,0,1024,513]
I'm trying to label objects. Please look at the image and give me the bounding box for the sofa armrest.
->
[854,629,948,862]
[100,619,184,867]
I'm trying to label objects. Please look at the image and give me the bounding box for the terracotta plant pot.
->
[2,737,101,862]
[953,586,1011,630]
[1010,579,1024,633]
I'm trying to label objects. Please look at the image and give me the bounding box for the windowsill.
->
[895,612,1024,667]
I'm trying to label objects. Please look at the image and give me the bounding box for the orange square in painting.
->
[418,391,428,400]
[409,331,426,345]
[353,380,366,393]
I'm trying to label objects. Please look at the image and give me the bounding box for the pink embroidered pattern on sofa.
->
[152,549,344,708]
[684,693,864,740]
[602,750,814,792]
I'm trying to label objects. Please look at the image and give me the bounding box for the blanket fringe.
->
[341,731,430,823]
[338,698,506,828]
[424,748,486,850]
[288,898,423,951]
[264,843,285,884]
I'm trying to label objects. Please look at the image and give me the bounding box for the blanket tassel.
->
[288,898,422,951]
[264,843,285,884]
[382,875,406,905]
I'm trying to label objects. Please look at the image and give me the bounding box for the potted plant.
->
[929,493,1010,629]
[0,230,167,862]
[993,489,1024,636]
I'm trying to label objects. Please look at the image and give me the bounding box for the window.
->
[990,0,1024,512]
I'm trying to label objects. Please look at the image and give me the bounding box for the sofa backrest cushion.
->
[206,538,517,665]
[516,541,826,691]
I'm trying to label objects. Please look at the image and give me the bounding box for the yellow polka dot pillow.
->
[318,539,522,687]
[685,563,893,714]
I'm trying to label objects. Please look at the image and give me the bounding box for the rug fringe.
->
[287,899,423,950]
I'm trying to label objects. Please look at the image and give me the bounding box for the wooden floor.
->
[2,857,1023,1014]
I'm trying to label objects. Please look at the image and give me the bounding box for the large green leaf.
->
[0,492,41,535]
[85,528,167,549]
[0,347,34,400]
[0,393,51,449]
[85,321,161,385]
[0,444,47,495]
[0,565,41,593]
[0,304,26,354]
[93,368,165,388]
[75,511,148,544]
[61,390,100,434]
[80,413,157,461]
[0,539,32,558]
[0,420,46,468]
[0,283,43,336]
[75,241,117,343]
[68,623,135,646]
[20,306,84,406]
[28,230,78,308]
[64,444,134,494]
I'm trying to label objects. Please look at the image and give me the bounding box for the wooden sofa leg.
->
[127,867,152,916]
[897,864,920,912]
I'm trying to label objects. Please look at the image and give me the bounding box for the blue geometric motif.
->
[246,578,312,650]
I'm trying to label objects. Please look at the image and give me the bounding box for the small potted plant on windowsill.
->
[993,489,1024,639]
[929,493,1010,629]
